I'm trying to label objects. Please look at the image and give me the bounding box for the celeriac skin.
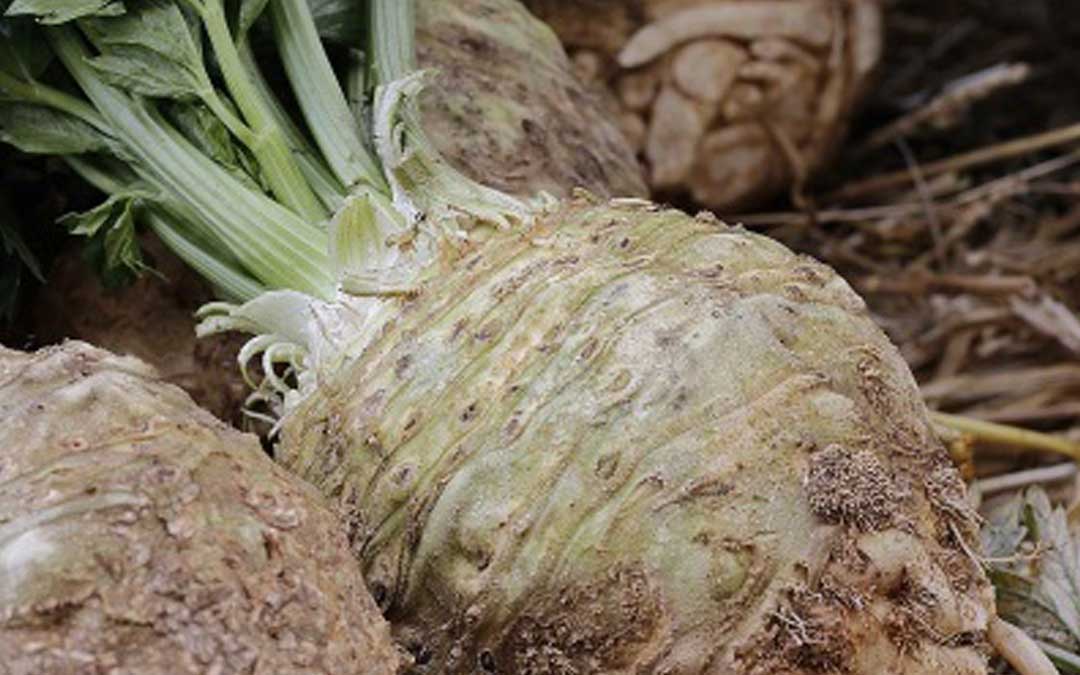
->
[0,342,401,675]
[419,0,647,200]
[280,197,993,674]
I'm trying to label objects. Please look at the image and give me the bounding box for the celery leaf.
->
[61,194,122,238]
[166,101,265,190]
[88,47,203,99]
[983,487,1080,672]
[4,0,124,24]
[0,102,111,153]
[60,192,146,281]
[102,196,142,275]
[81,0,206,100]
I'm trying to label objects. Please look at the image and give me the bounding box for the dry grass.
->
[737,0,1080,482]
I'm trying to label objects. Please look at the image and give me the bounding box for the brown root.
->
[0,342,402,675]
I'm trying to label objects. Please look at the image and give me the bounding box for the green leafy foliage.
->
[166,101,264,190]
[60,192,145,283]
[0,102,110,153]
[81,0,207,100]
[0,0,373,301]
[983,487,1080,672]
[0,19,120,156]
[4,0,124,25]
[88,47,201,99]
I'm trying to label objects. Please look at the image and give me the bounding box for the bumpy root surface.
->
[0,342,401,675]
[419,0,648,200]
[280,196,994,674]
[524,0,883,210]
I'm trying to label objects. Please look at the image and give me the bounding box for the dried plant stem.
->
[988,617,1060,675]
[931,411,1080,461]
[831,121,1080,201]
[859,62,1031,153]
[974,463,1077,496]
[738,151,1080,226]
[1037,640,1080,673]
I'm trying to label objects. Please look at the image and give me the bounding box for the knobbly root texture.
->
[0,342,401,675]
[279,197,994,674]
[418,0,648,200]
[523,0,883,210]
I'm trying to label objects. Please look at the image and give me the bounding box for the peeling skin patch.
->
[883,570,947,653]
[924,464,979,533]
[806,444,900,531]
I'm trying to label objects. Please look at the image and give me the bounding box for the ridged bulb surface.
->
[280,198,992,674]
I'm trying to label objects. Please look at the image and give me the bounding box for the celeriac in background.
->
[526,0,883,210]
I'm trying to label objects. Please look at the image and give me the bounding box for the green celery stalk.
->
[195,0,326,221]
[48,25,335,298]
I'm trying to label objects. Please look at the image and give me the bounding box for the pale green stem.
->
[151,214,265,302]
[62,156,127,194]
[931,411,1080,462]
[237,40,349,212]
[269,0,385,193]
[48,25,334,298]
[365,0,525,228]
[369,0,416,87]
[65,156,264,302]
[0,70,108,131]
[199,0,325,222]
[1035,640,1080,673]
[200,87,255,147]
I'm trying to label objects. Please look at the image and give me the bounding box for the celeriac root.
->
[525,0,884,210]
[0,342,402,674]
